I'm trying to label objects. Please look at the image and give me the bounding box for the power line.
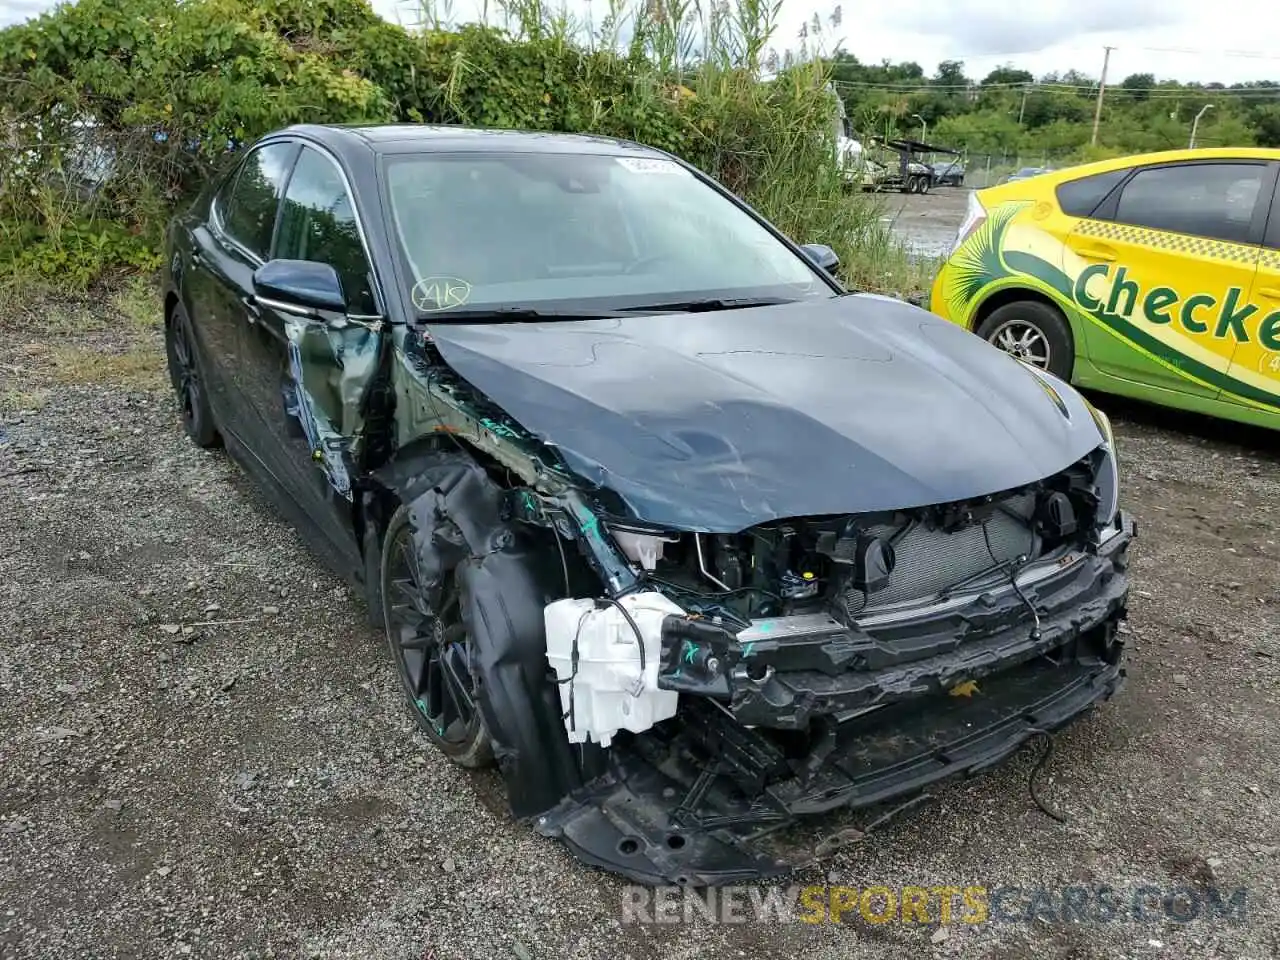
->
[830,79,1280,97]
[1138,45,1280,62]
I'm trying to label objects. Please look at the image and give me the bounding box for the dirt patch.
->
[1,283,1279,959]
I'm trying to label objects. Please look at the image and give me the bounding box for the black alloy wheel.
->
[164,303,220,448]
[381,507,493,768]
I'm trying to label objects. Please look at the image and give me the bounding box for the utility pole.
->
[1091,45,1114,147]
[1190,103,1214,148]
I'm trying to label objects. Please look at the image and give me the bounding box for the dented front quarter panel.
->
[383,452,590,817]
[283,316,383,499]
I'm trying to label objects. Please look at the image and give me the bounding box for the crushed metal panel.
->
[424,297,1107,531]
[389,451,589,818]
[282,316,381,499]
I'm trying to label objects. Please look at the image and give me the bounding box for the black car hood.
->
[426,295,1105,531]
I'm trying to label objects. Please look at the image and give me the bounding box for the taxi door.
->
[1228,174,1280,418]
[1064,159,1273,400]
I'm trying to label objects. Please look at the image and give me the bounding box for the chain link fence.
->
[931,152,1080,189]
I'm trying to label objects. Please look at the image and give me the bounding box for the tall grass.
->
[412,0,912,291]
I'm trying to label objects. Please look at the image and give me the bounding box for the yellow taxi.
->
[928,148,1280,429]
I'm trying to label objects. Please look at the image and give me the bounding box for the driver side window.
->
[275,146,378,315]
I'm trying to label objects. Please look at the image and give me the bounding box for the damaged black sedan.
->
[162,124,1133,885]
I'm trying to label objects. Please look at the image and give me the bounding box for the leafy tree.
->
[1251,103,1280,147]
[1120,73,1156,101]
[982,66,1033,87]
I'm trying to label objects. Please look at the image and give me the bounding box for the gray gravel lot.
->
[883,185,971,258]
[2,283,1279,959]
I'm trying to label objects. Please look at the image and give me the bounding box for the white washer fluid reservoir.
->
[544,592,684,747]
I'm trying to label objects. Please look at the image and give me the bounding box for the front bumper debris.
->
[534,515,1134,885]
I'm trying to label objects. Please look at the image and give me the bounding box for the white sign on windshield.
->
[615,157,689,175]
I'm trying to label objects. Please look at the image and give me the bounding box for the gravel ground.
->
[883,186,972,259]
[2,284,1279,959]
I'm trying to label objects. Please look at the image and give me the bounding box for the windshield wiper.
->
[419,297,799,323]
[615,296,796,314]
[420,306,628,322]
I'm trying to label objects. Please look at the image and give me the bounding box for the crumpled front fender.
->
[379,449,588,818]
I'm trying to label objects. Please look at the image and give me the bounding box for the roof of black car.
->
[280,123,666,158]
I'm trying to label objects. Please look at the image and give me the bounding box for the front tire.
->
[381,504,494,768]
[976,300,1075,381]
[164,302,221,448]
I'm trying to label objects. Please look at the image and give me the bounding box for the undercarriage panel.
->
[536,630,1125,885]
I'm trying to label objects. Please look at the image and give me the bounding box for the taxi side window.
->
[1056,169,1130,218]
[1109,163,1264,245]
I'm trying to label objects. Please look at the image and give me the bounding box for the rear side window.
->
[1055,168,1129,218]
[1110,162,1265,244]
[219,143,295,258]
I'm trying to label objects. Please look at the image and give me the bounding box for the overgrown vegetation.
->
[833,54,1277,162]
[0,0,920,295]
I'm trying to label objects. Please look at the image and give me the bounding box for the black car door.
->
[188,141,298,443]
[237,143,386,568]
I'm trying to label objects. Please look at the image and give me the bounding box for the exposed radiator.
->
[844,493,1039,615]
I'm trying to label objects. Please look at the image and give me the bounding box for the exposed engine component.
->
[838,491,1039,616]
[544,592,683,746]
[626,468,1113,627]
[612,530,673,571]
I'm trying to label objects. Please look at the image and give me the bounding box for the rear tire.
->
[977,300,1075,381]
[920,177,931,194]
[164,302,221,448]
[381,503,494,769]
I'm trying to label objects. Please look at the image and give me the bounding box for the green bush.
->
[0,0,885,291]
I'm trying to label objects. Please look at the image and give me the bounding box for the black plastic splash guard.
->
[534,639,1125,886]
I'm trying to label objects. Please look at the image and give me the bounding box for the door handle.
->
[1071,244,1117,262]
[1257,287,1280,300]
[240,295,261,324]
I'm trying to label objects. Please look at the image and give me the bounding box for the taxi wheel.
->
[977,301,1074,381]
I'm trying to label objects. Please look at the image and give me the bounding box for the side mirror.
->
[253,259,346,316]
[800,243,840,273]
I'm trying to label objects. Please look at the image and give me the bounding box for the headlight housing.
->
[1085,400,1120,528]
[1086,400,1115,450]
[951,190,988,254]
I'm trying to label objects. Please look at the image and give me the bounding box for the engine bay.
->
[611,453,1110,629]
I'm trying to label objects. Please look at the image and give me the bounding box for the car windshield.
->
[382,151,835,317]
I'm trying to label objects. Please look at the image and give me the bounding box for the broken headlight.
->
[1085,401,1120,528]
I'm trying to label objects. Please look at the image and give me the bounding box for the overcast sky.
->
[3,0,1278,85]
